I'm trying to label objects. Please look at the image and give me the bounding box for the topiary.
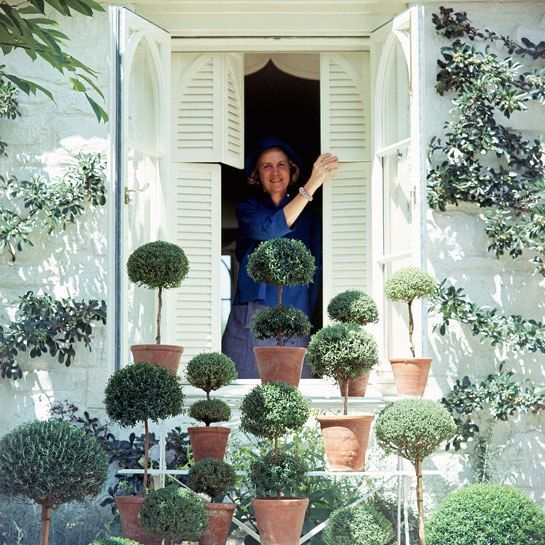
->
[384,267,435,357]
[88,539,140,545]
[126,240,189,343]
[251,305,311,346]
[323,504,394,545]
[188,457,237,502]
[307,323,379,414]
[139,485,209,545]
[327,290,379,326]
[189,399,231,426]
[426,484,545,545]
[104,362,184,491]
[186,352,237,398]
[375,399,456,545]
[250,450,307,498]
[0,420,108,545]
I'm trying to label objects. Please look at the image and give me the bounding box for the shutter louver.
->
[223,54,244,167]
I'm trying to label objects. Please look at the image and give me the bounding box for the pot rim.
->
[130,343,183,351]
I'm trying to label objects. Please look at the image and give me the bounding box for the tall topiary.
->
[104,362,184,491]
[0,420,108,545]
[127,240,189,343]
[327,290,379,326]
[375,399,456,545]
[188,457,237,502]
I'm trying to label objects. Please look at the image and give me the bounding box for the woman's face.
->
[257,148,291,199]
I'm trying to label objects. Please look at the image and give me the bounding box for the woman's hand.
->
[308,153,339,190]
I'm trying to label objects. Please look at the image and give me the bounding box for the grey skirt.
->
[221,302,313,379]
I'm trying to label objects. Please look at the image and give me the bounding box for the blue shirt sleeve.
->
[236,200,293,241]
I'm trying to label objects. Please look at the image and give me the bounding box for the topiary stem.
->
[415,459,426,545]
[143,418,150,493]
[274,435,281,499]
[40,504,52,545]
[156,286,163,344]
[408,300,416,358]
[344,381,349,416]
[277,285,283,306]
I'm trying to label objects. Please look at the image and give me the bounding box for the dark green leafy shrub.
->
[323,504,394,545]
[88,539,139,545]
[188,458,237,502]
[250,450,307,497]
[186,352,237,396]
[189,399,231,426]
[384,268,435,303]
[251,305,311,346]
[426,484,545,545]
[139,485,209,543]
[327,290,379,326]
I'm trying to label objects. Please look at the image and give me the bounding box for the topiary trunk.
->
[407,299,416,358]
[40,504,52,545]
[156,286,163,344]
[343,381,349,416]
[143,418,150,492]
[415,458,426,545]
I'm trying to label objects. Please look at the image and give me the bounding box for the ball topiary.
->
[427,484,545,545]
[186,352,237,397]
[188,457,237,502]
[251,305,311,346]
[0,420,108,545]
[327,290,379,326]
[88,539,140,545]
[139,485,209,545]
[250,450,307,498]
[189,398,231,426]
[323,504,394,545]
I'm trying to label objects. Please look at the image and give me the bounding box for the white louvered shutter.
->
[166,163,221,361]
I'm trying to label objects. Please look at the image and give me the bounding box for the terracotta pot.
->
[253,347,306,387]
[338,373,370,397]
[390,357,431,397]
[199,502,235,545]
[130,344,183,374]
[317,415,374,471]
[188,426,230,461]
[115,496,161,545]
[252,497,309,545]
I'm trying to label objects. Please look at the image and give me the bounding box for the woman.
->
[222,136,339,378]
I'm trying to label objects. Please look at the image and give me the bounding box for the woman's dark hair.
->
[247,147,300,186]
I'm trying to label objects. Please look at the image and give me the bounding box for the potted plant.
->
[187,352,237,461]
[104,362,185,544]
[384,267,435,396]
[375,398,456,545]
[188,457,237,545]
[127,240,189,373]
[139,485,210,545]
[327,290,379,396]
[0,420,108,545]
[247,238,315,386]
[307,322,378,471]
[240,381,310,545]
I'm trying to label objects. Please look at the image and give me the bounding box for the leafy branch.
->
[0,78,20,155]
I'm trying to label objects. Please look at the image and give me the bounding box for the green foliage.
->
[189,399,231,426]
[323,504,394,545]
[384,268,436,304]
[88,539,138,545]
[127,241,189,291]
[0,79,20,155]
[0,153,106,262]
[139,485,209,543]
[307,323,378,382]
[375,399,456,464]
[250,450,307,497]
[240,381,310,441]
[186,352,237,395]
[0,0,108,121]
[0,291,106,380]
[426,484,545,545]
[187,458,237,502]
[0,420,108,508]
[104,362,184,427]
[327,290,379,326]
[247,238,316,287]
[251,305,311,346]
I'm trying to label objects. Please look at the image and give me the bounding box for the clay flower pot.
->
[317,415,374,471]
[390,357,431,397]
[338,373,370,397]
[130,344,183,374]
[253,347,306,387]
[199,502,235,545]
[252,497,309,545]
[115,496,162,545]
[188,427,231,461]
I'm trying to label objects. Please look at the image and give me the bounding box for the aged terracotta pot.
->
[130,344,183,374]
[252,497,309,545]
[253,347,306,387]
[188,426,230,461]
[390,357,431,397]
[199,502,235,545]
[317,415,374,471]
[115,496,161,545]
[338,373,370,397]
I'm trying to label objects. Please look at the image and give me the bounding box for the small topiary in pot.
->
[139,485,209,545]
[188,457,237,503]
[426,483,545,545]
[251,305,311,347]
[186,352,238,399]
[0,420,108,545]
[189,399,231,426]
[375,399,455,545]
[327,290,379,326]
[323,504,394,545]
